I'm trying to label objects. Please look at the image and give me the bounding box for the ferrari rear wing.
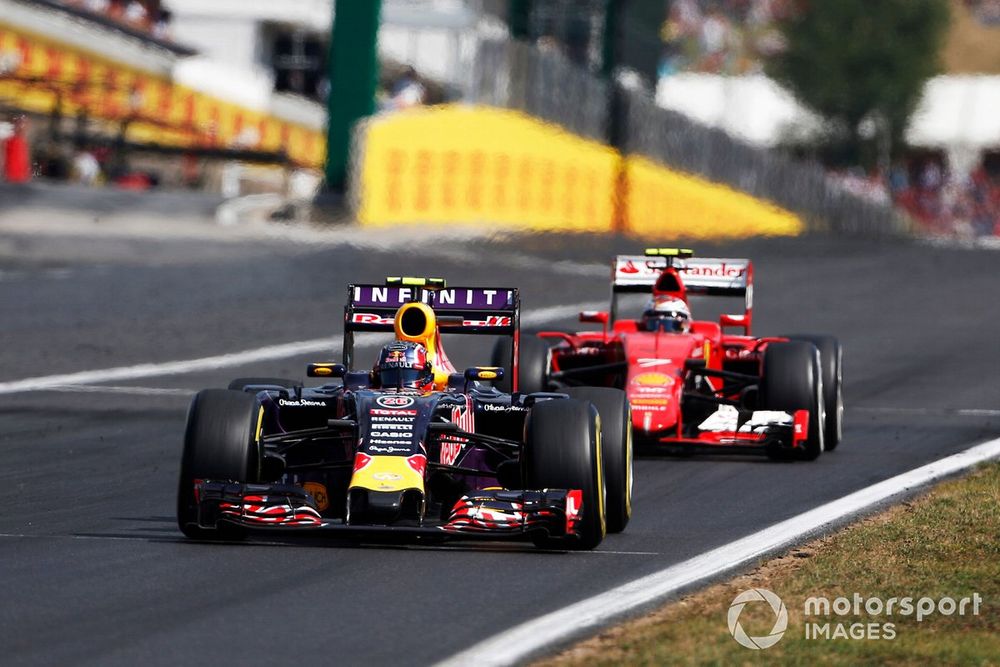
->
[612,255,752,297]
[610,251,754,333]
[342,277,520,378]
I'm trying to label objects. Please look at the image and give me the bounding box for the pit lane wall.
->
[353,105,803,239]
[0,20,324,168]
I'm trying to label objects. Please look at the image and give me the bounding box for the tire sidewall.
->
[786,334,843,450]
[564,387,631,533]
[524,398,606,549]
[761,341,825,460]
[177,389,264,538]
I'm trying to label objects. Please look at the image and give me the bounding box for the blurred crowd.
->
[830,158,1000,237]
[660,0,1000,77]
[659,0,794,76]
[59,0,172,41]
[965,0,1000,25]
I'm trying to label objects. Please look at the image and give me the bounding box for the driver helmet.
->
[641,296,691,333]
[375,341,434,390]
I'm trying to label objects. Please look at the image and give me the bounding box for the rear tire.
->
[177,389,264,539]
[761,341,825,461]
[564,387,632,533]
[491,335,551,394]
[228,377,303,391]
[524,399,606,550]
[786,335,843,451]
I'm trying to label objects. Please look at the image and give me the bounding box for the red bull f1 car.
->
[494,249,843,460]
[177,278,632,549]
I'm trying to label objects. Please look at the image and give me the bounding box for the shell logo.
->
[633,372,673,387]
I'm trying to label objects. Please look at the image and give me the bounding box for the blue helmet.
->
[375,341,433,390]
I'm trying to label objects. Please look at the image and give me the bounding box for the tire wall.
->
[352,104,805,240]
[355,105,619,234]
[625,155,803,239]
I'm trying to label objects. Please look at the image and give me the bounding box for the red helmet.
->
[375,341,433,390]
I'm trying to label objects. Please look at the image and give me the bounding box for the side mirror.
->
[464,366,504,382]
[307,363,347,379]
[579,310,609,324]
[684,358,707,372]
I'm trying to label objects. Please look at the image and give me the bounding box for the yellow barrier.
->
[357,105,620,233]
[356,106,802,239]
[624,155,803,239]
[0,23,324,167]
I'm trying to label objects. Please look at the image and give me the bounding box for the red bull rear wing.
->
[344,280,519,335]
[341,277,521,383]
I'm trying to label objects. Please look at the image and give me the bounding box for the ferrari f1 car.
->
[177,278,631,549]
[492,249,843,460]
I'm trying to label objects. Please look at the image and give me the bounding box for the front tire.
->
[177,389,264,539]
[760,341,825,461]
[564,387,632,533]
[524,399,606,549]
[786,335,843,451]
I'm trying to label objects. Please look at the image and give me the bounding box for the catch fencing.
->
[623,93,909,236]
[465,36,909,237]
[468,37,608,144]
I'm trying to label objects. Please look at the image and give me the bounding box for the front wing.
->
[645,406,809,453]
[191,481,583,542]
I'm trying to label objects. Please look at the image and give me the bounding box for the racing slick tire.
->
[524,398,606,550]
[786,335,843,451]
[177,389,264,540]
[564,387,632,534]
[228,377,303,391]
[760,341,825,461]
[491,335,550,394]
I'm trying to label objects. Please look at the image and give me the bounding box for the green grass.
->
[540,463,1000,666]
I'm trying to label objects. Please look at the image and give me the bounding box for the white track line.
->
[0,301,606,396]
[855,406,1000,417]
[437,436,1000,667]
[45,385,194,397]
[0,337,340,396]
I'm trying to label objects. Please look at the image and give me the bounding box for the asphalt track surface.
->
[1,225,999,666]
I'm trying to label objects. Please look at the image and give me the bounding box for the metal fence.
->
[468,37,608,143]
[466,36,910,237]
[623,92,911,236]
